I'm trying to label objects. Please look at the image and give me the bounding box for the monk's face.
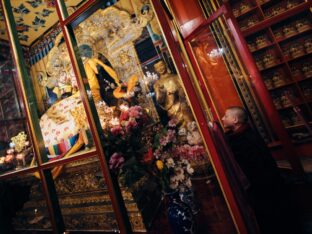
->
[222,109,236,131]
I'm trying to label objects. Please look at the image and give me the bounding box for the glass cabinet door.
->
[57,0,238,233]
[0,13,36,175]
[2,0,97,167]
[1,0,249,233]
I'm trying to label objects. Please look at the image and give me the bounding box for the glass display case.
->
[0,37,35,174]
[0,0,261,233]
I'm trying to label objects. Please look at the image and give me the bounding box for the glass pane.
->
[3,173,52,232]
[6,0,95,164]
[53,156,119,232]
[188,16,274,143]
[0,9,36,174]
[64,0,118,18]
[69,1,237,233]
[65,0,88,16]
[189,28,243,117]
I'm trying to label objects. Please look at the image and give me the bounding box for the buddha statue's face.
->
[154,61,167,75]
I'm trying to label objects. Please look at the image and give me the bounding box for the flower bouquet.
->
[104,103,154,189]
[151,118,205,215]
[152,119,196,193]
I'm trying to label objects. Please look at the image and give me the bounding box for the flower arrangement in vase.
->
[105,102,153,189]
[153,119,194,193]
[0,132,33,171]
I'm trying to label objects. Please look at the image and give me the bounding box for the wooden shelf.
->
[259,61,284,71]
[230,0,312,154]
[276,27,312,43]
[242,2,312,36]
[285,121,312,130]
[292,136,312,145]
[276,100,306,110]
[268,80,295,91]
[250,42,275,53]
[297,76,312,82]
[235,6,258,19]
[256,0,271,7]
[286,51,312,63]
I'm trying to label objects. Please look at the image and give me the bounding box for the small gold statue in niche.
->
[153,60,194,127]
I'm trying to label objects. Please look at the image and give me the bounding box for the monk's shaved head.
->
[227,106,248,124]
[222,106,248,131]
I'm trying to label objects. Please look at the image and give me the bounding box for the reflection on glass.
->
[3,173,52,231]
[53,157,119,232]
[65,0,118,17]
[6,0,95,164]
[0,23,36,174]
[70,1,237,233]
[66,0,88,16]
[189,27,242,117]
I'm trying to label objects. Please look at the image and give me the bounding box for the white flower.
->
[185,178,192,188]
[166,158,175,168]
[186,164,194,175]
[181,159,188,165]
[178,127,187,136]
[169,178,179,190]
[187,121,197,132]
[175,168,185,182]
[187,130,203,145]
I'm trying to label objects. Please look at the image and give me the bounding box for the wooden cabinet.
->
[228,0,312,144]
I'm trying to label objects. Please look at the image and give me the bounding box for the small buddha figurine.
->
[153,60,194,127]
[302,62,312,78]
[304,38,312,54]
[272,71,285,87]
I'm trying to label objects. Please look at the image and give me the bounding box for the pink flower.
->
[109,152,125,170]
[160,136,169,146]
[125,120,138,132]
[111,126,124,136]
[128,106,142,118]
[5,155,14,163]
[119,111,129,122]
[143,148,154,163]
[167,129,176,142]
[168,118,178,127]
[154,149,162,159]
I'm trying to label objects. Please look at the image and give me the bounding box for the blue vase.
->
[167,192,196,234]
[179,188,200,215]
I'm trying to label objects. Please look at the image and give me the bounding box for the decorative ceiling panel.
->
[0,0,84,46]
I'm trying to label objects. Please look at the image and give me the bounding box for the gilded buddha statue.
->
[153,60,194,127]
